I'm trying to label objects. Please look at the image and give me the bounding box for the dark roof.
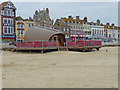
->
[24,26,64,42]
[1,1,8,8]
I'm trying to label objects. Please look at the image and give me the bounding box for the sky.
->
[0,0,119,26]
[13,2,118,26]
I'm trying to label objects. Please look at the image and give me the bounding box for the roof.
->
[61,18,85,23]
[1,1,8,8]
[1,1,16,9]
[24,26,64,42]
[16,16,24,20]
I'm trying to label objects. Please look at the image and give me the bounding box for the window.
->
[118,34,120,38]
[4,27,7,34]
[18,19,23,22]
[29,24,31,27]
[11,19,13,24]
[18,24,21,28]
[21,25,24,28]
[3,26,13,34]
[109,34,111,38]
[102,31,103,36]
[4,9,13,16]
[11,27,13,34]
[8,27,11,33]
[18,30,21,35]
[3,18,13,24]
[18,24,24,28]
[65,28,67,32]
[8,10,11,16]
[8,19,11,24]
[4,19,7,24]
[54,37,56,41]
[4,9,7,15]
[21,31,24,35]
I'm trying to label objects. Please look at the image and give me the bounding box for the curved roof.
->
[24,26,63,42]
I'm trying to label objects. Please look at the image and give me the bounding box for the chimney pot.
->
[84,17,87,22]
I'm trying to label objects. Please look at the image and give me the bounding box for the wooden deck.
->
[7,45,102,53]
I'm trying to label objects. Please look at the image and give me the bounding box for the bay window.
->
[3,26,14,34]
[4,27,7,34]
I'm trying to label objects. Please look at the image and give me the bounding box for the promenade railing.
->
[16,40,101,48]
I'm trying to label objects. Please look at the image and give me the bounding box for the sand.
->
[1,47,118,88]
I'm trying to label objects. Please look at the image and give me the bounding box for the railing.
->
[66,40,101,47]
[16,40,101,48]
[16,41,57,48]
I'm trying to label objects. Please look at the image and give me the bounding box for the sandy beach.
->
[1,47,118,88]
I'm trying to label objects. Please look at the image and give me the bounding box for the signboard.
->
[2,35,15,38]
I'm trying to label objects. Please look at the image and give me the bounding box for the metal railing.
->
[16,40,102,48]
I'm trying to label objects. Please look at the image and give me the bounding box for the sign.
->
[2,35,15,38]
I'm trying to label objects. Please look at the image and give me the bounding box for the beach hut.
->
[24,26,65,46]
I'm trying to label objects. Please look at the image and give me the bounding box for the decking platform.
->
[7,40,102,53]
[7,45,101,53]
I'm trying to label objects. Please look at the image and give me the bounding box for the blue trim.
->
[2,35,15,38]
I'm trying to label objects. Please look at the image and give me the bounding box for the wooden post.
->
[42,41,43,48]
[41,50,44,54]
[33,41,34,48]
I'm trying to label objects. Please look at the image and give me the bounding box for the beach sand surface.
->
[2,47,118,88]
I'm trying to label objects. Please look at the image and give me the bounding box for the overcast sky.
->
[14,2,118,26]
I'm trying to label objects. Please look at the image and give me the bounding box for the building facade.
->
[54,16,91,39]
[16,16,36,42]
[104,23,118,43]
[1,1,16,43]
[33,8,53,29]
[90,25,104,41]
[16,16,24,42]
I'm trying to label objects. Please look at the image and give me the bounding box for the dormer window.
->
[4,9,7,16]
[18,19,23,22]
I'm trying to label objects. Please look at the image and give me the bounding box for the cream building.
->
[54,16,91,39]
[16,16,36,42]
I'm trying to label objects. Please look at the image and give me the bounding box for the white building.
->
[106,28,118,43]
[89,25,104,41]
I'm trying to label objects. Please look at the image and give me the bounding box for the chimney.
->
[100,23,103,26]
[97,19,100,25]
[29,17,31,20]
[46,8,49,13]
[106,23,110,26]
[84,17,87,22]
[76,16,79,20]
[35,10,38,14]
[46,8,50,28]
[68,16,73,20]
[111,23,114,26]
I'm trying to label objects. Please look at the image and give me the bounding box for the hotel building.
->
[1,1,16,43]
[54,16,91,39]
